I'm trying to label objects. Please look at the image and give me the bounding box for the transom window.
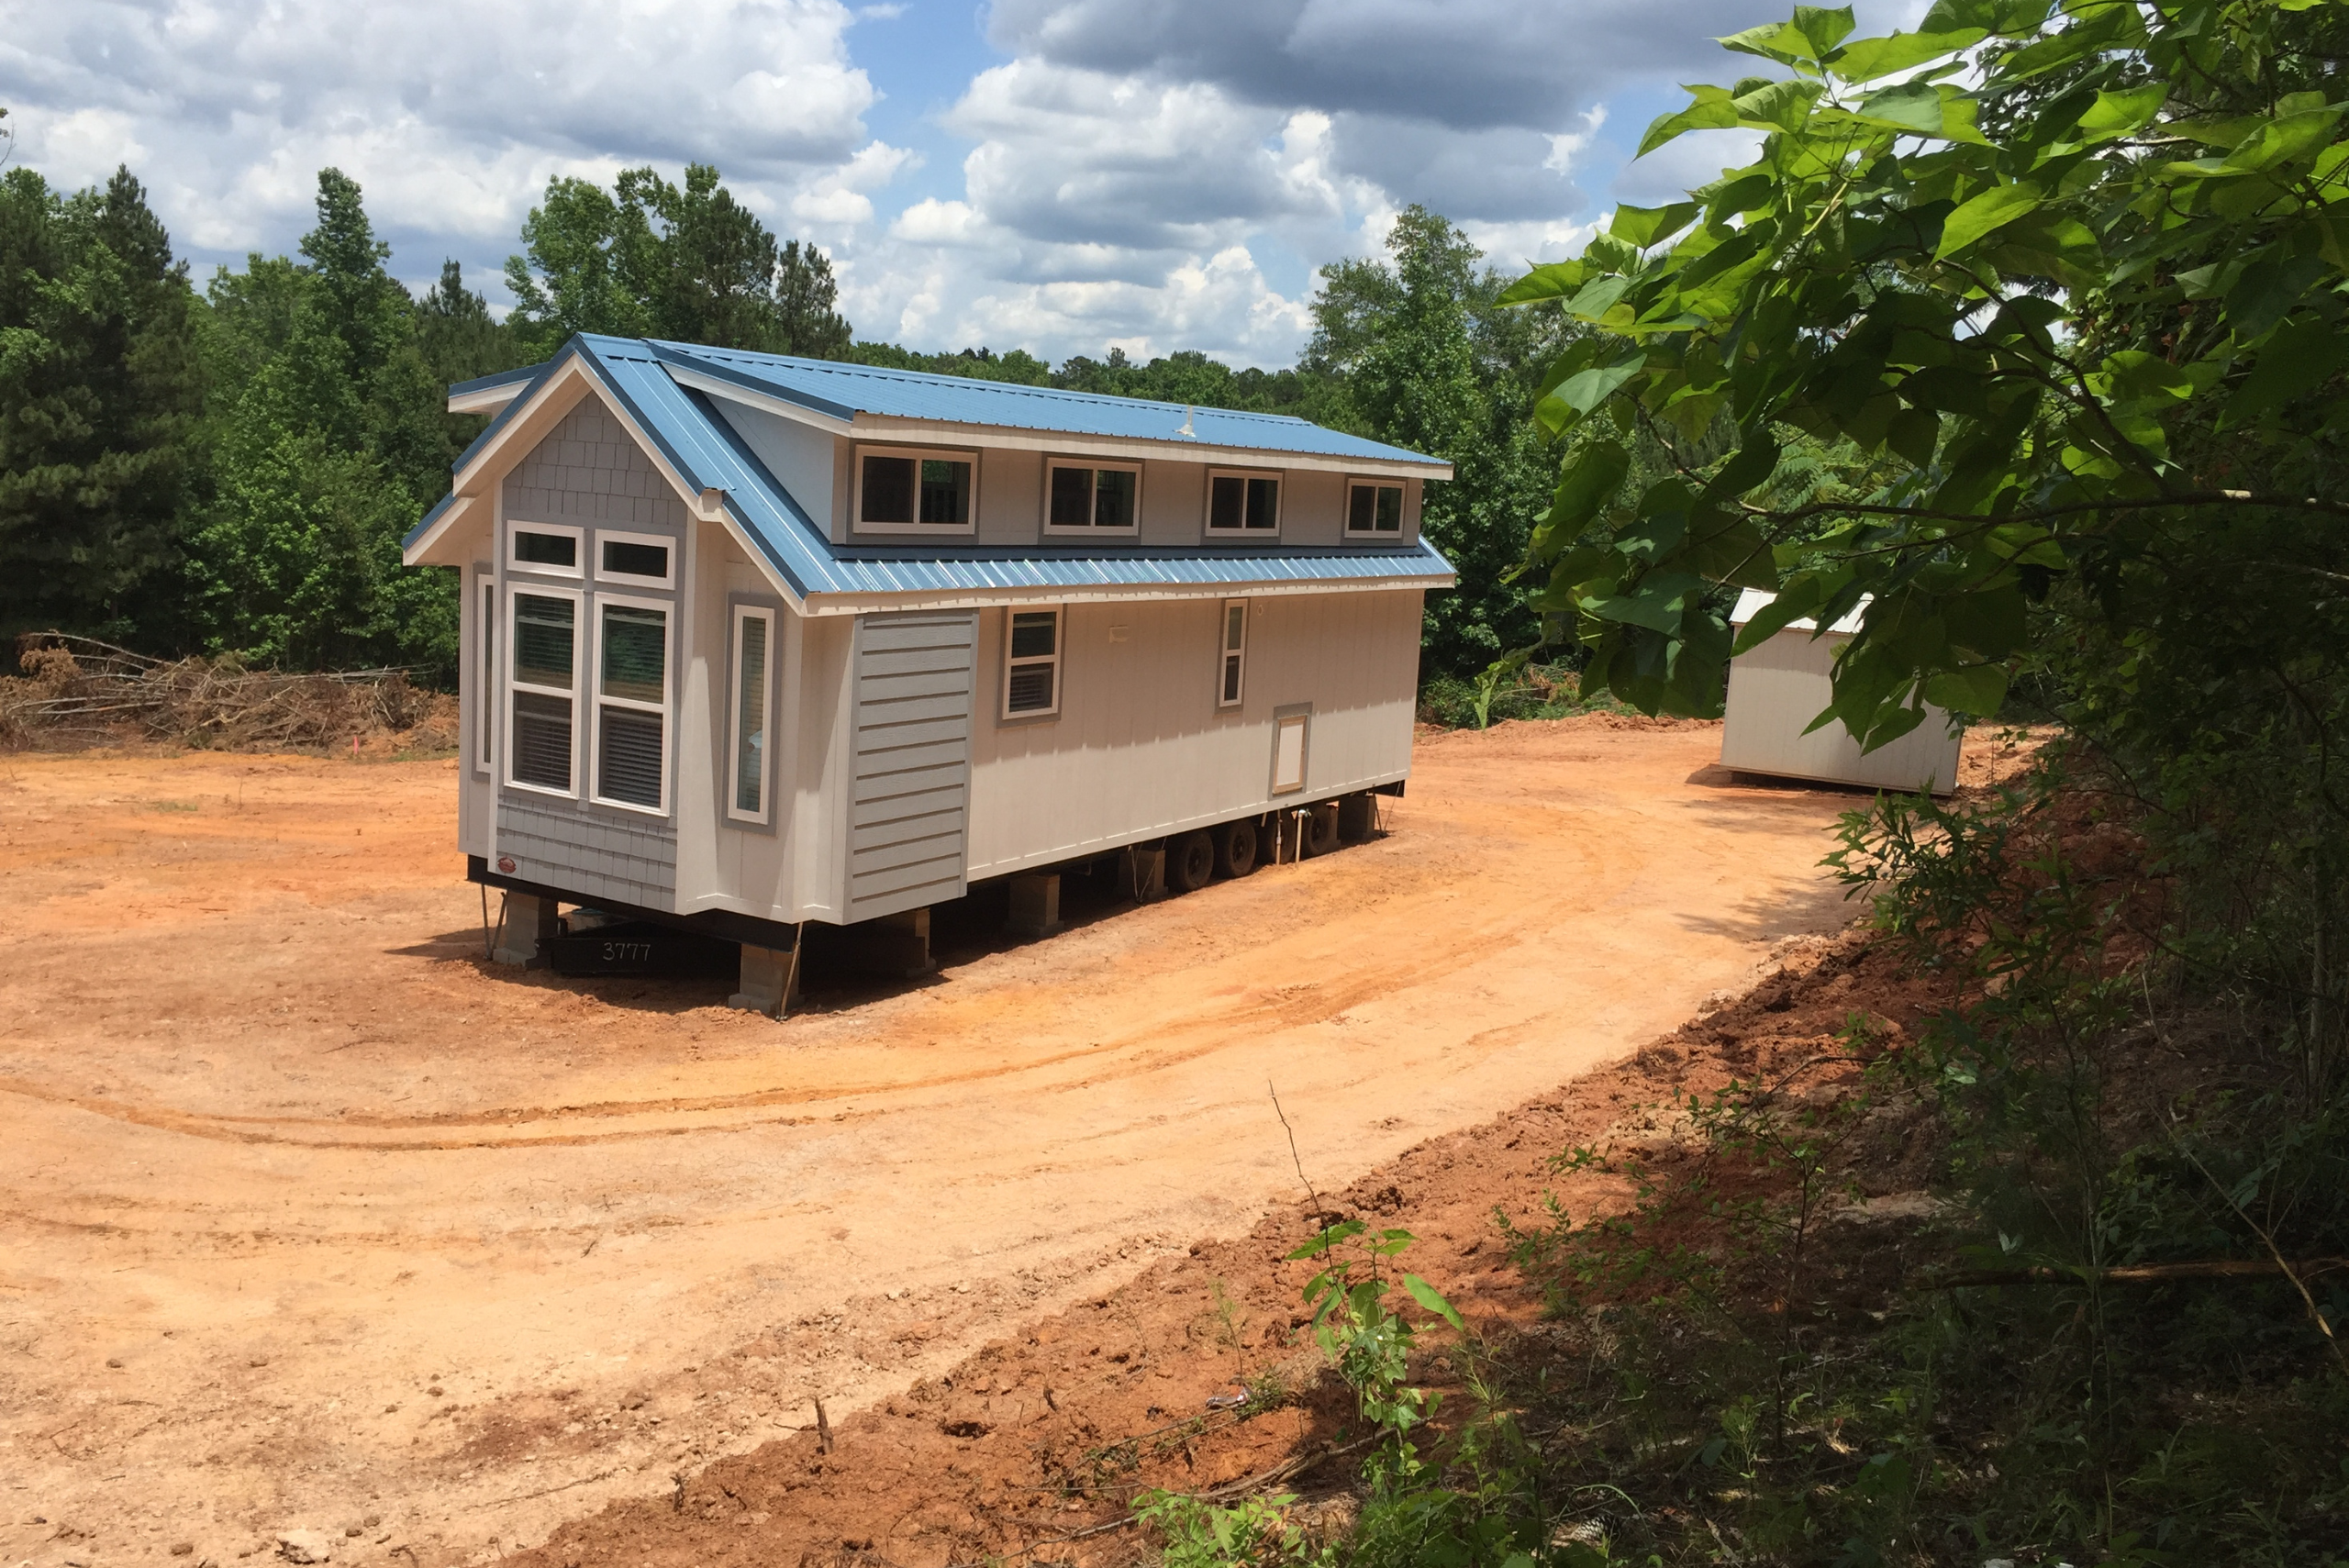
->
[509,522,583,575]
[507,588,579,795]
[1346,481,1406,536]
[1207,470,1281,536]
[1003,607,1062,719]
[1045,462,1141,533]
[856,445,977,534]
[597,529,673,585]
[593,598,670,813]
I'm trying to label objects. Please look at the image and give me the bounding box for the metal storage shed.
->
[1721,587,1963,795]
[402,335,1455,1007]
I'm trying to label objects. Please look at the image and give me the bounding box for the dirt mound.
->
[515,928,1943,1568]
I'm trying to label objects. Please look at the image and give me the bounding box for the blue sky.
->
[0,1,1914,369]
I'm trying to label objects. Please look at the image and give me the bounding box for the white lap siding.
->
[963,587,1421,878]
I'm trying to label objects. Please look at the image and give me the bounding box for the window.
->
[509,523,582,574]
[1207,470,1281,536]
[1346,480,1406,536]
[1044,462,1141,533]
[1217,599,1247,709]
[596,529,673,586]
[473,575,495,774]
[728,605,775,825]
[1003,607,1062,718]
[507,589,579,794]
[856,446,977,533]
[592,599,671,812]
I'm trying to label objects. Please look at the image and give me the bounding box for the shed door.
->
[846,610,976,921]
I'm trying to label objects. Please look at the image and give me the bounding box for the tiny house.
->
[402,335,1454,1004]
[1721,587,1963,795]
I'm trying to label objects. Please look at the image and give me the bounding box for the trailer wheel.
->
[1169,830,1217,894]
[1215,817,1257,879]
[1301,801,1341,858]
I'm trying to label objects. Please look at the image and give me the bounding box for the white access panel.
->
[1722,590,1963,795]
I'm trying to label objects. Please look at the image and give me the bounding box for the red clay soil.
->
[518,926,1954,1568]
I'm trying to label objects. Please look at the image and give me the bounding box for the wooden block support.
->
[1008,873,1063,939]
[491,892,560,967]
[729,942,801,1016]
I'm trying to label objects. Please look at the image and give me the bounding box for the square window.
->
[1347,482,1406,535]
[1207,472,1280,536]
[1045,463,1141,533]
[858,448,977,532]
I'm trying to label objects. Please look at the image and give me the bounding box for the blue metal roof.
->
[648,339,1448,469]
[406,334,1455,603]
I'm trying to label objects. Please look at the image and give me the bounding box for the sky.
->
[0,0,1914,370]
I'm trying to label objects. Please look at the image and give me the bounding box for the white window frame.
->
[507,519,584,577]
[1001,605,1063,721]
[1345,478,1408,538]
[593,527,677,589]
[1041,458,1143,536]
[473,573,495,774]
[726,603,777,827]
[1216,598,1247,710]
[588,590,675,817]
[1205,467,1283,538]
[1271,707,1311,795]
[852,443,980,536]
[504,582,583,799]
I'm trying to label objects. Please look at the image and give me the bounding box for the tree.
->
[504,164,852,360]
[0,164,206,642]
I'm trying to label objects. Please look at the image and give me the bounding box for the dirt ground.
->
[0,719,1990,1566]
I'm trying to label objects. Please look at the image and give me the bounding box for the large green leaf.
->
[1830,28,1986,83]
[1612,202,1702,250]
[1935,181,2043,257]
[1529,439,1631,559]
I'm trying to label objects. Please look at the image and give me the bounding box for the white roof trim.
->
[448,381,529,416]
[664,363,857,435]
[402,493,483,567]
[1730,585,1868,638]
[793,571,1453,617]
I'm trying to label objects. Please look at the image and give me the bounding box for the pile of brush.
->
[0,633,456,753]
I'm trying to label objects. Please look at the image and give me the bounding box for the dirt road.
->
[0,719,1862,1565]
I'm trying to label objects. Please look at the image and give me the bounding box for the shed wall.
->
[1721,629,1964,793]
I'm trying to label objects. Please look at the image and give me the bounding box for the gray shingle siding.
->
[501,401,689,529]
[497,795,678,910]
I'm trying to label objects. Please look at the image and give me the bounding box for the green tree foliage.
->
[1312,207,1572,677]
[504,164,852,360]
[0,164,206,641]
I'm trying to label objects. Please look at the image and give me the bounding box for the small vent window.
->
[1346,481,1405,535]
[1003,607,1062,718]
[601,539,670,581]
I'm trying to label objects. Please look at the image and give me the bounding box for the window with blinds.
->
[1003,607,1062,718]
[507,590,577,793]
[593,600,669,811]
[729,605,774,824]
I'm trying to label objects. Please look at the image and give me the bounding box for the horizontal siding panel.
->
[857,646,979,679]
[850,783,966,825]
[852,831,966,877]
[849,714,966,753]
[851,852,966,902]
[859,621,978,655]
[851,807,965,851]
[852,738,969,778]
[854,691,972,728]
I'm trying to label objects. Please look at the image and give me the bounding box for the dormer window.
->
[856,445,977,535]
[1206,470,1281,537]
[1045,461,1141,534]
[1346,480,1406,537]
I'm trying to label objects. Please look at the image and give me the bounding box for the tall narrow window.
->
[1346,481,1405,535]
[1207,471,1281,535]
[473,575,495,773]
[729,606,775,824]
[1217,599,1247,709]
[508,590,578,793]
[594,601,670,811]
[1003,607,1062,718]
[1045,462,1141,532]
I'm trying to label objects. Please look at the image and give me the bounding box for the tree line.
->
[1,143,1562,685]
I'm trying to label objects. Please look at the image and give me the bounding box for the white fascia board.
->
[664,364,856,434]
[448,382,529,415]
[795,570,1455,617]
[842,416,1453,481]
[403,494,484,566]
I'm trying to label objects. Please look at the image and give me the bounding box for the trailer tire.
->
[1300,801,1341,858]
[1169,830,1217,894]
[1215,817,1257,879]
